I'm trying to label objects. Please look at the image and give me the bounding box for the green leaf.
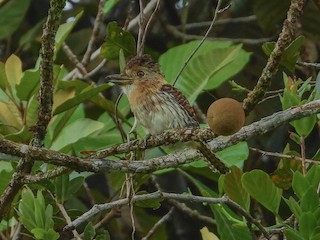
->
[31,228,46,239]
[18,188,57,239]
[44,229,60,240]
[67,176,84,196]
[103,0,120,14]
[242,170,282,214]
[0,170,13,195]
[212,205,251,240]
[292,171,309,198]
[54,174,69,203]
[224,167,250,211]
[0,0,31,40]
[53,83,111,115]
[101,21,136,60]
[50,118,104,151]
[159,41,250,104]
[262,36,304,72]
[84,222,95,240]
[160,40,232,82]
[300,212,317,239]
[135,191,162,209]
[16,69,40,101]
[300,187,319,213]
[284,197,302,220]
[26,95,39,127]
[285,228,304,240]
[95,230,110,240]
[5,54,23,87]
[305,165,320,190]
[291,111,317,137]
[216,142,249,167]
[0,62,8,91]
[200,227,219,240]
[55,11,83,58]
[19,18,45,50]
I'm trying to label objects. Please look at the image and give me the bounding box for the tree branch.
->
[0,0,66,219]
[64,192,270,239]
[0,100,318,176]
[243,0,306,113]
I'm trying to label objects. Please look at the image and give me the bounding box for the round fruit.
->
[207,98,245,136]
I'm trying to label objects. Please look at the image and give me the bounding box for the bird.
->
[106,54,228,173]
[106,54,199,135]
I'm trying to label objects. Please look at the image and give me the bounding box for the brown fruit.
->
[207,98,245,136]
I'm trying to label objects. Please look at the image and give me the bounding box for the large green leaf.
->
[159,41,250,104]
[0,0,31,40]
[216,142,249,167]
[242,170,282,214]
[16,69,40,101]
[101,21,136,60]
[50,118,104,151]
[212,205,251,240]
[160,40,232,83]
[53,83,111,115]
[224,167,250,211]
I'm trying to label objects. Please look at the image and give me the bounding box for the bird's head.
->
[106,55,166,91]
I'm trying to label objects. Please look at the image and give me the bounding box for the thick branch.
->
[90,99,320,158]
[243,0,306,113]
[0,100,318,175]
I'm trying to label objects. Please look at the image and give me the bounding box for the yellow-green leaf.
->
[5,54,23,87]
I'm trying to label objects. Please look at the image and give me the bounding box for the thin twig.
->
[297,61,320,69]
[167,25,276,45]
[179,15,257,30]
[167,199,216,226]
[136,0,145,56]
[127,0,159,31]
[300,136,307,175]
[250,147,319,164]
[82,0,105,66]
[62,43,88,77]
[84,59,107,78]
[173,0,225,86]
[53,193,81,239]
[142,207,174,240]
[138,0,161,55]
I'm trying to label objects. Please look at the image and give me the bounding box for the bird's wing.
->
[160,84,199,126]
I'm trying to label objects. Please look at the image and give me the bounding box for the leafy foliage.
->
[0,0,319,239]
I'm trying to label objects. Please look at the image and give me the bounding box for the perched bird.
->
[106,54,199,135]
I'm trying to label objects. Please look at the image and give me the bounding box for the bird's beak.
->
[105,74,134,85]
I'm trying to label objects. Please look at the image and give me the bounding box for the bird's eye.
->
[137,71,145,77]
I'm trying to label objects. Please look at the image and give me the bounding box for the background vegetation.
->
[0,0,319,239]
